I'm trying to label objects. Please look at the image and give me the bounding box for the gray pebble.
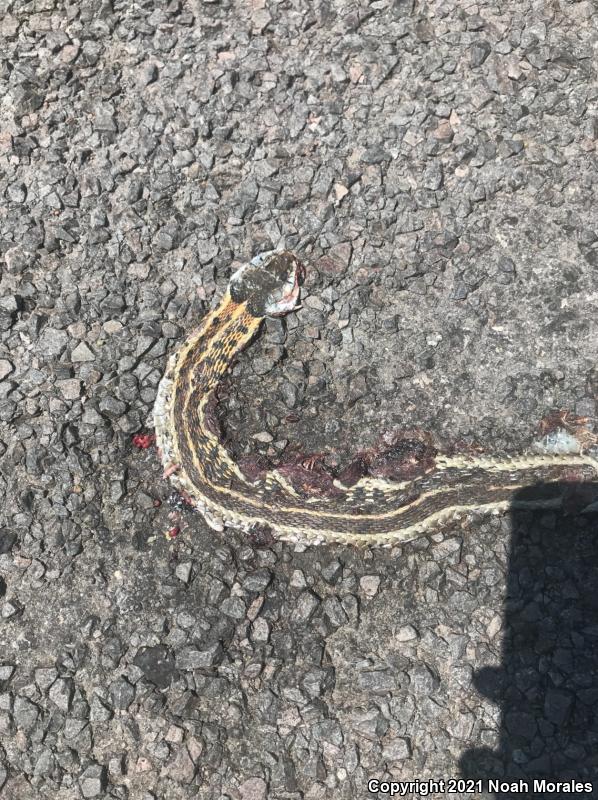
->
[176,643,223,670]
[291,591,320,623]
[39,328,69,357]
[133,646,177,689]
[49,678,74,712]
[470,40,492,66]
[109,678,135,710]
[220,596,246,619]
[14,696,39,731]
[382,736,412,762]
[79,764,107,798]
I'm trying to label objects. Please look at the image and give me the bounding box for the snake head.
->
[229,250,303,318]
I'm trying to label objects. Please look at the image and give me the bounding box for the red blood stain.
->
[132,433,156,449]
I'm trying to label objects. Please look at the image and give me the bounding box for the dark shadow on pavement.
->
[459,482,598,799]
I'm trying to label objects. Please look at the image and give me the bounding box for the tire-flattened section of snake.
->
[154,251,598,546]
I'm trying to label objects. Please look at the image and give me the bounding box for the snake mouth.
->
[265,262,303,317]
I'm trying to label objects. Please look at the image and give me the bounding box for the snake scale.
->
[154,250,598,546]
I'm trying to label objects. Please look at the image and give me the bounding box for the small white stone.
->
[290,569,307,588]
[239,777,267,800]
[251,617,270,643]
[175,562,193,584]
[252,431,273,443]
[395,624,418,642]
[71,342,95,362]
[103,320,123,334]
[57,379,82,400]
[0,360,14,380]
[486,614,502,639]
[360,575,381,598]
[165,725,184,743]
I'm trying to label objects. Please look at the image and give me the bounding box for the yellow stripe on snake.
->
[154,251,598,546]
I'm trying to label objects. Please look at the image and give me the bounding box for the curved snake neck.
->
[154,276,598,547]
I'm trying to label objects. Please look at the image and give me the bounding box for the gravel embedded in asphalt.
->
[1,0,598,797]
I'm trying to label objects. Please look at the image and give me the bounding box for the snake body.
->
[154,250,598,546]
